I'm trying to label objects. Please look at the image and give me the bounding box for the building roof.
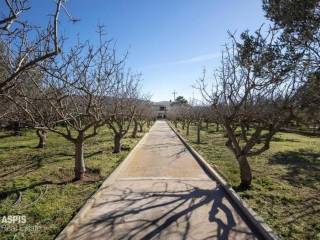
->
[153,101,171,106]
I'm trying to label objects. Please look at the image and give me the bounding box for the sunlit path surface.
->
[62,121,257,240]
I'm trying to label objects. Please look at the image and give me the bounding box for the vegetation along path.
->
[57,121,260,240]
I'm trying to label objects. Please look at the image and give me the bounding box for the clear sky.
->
[4,0,268,101]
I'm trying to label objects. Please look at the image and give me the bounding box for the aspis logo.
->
[1,215,26,224]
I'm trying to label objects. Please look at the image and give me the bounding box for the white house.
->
[152,101,171,119]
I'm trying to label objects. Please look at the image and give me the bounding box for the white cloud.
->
[142,52,220,70]
[173,53,220,65]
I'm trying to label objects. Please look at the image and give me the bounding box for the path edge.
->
[168,122,280,240]
[55,124,154,240]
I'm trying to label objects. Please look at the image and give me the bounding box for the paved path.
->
[61,121,257,240]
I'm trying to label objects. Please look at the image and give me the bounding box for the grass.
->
[0,126,148,240]
[175,123,320,240]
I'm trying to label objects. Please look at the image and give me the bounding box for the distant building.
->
[152,101,171,119]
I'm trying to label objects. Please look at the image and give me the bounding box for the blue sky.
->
[3,0,267,101]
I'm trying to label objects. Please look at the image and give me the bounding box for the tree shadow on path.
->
[70,182,255,240]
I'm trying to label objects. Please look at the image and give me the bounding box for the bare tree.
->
[131,99,153,138]
[11,33,121,180]
[180,104,193,136]
[0,94,30,135]
[167,105,181,128]
[0,0,67,93]
[189,101,206,144]
[197,28,302,188]
[1,67,47,142]
[0,0,30,30]
[105,71,141,153]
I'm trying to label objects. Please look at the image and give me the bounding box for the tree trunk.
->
[174,121,177,128]
[36,129,47,148]
[139,123,143,132]
[216,123,219,132]
[186,122,190,136]
[13,122,21,136]
[74,132,85,180]
[196,121,201,144]
[131,120,138,138]
[237,155,252,188]
[182,121,185,130]
[206,121,209,130]
[113,133,122,153]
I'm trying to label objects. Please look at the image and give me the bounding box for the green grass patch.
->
[176,123,320,240]
[0,126,148,240]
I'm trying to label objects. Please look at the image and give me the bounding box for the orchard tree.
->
[295,72,320,132]
[180,104,193,135]
[167,105,181,128]
[12,33,121,180]
[0,95,31,135]
[189,101,206,144]
[131,99,153,138]
[0,0,73,142]
[105,71,141,153]
[0,0,67,94]
[5,66,51,144]
[263,0,320,71]
[263,0,320,133]
[197,28,302,188]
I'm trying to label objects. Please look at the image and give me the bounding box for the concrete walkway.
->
[59,121,257,240]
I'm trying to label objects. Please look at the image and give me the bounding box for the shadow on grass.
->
[55,150,104,159]
[0,134,15,139]
[0,168,102,202]
[0,154,48,179]
[269,149,320,188]
[0,145,31,151]
[0,180,71,201]
[233,185,253,192]
[270,136,299,143]
[207,129,223,134]
[190,140,208,145]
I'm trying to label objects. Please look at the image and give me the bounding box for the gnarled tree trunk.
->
[186,121,190,136]
[113,133,122,153]
[196,121,201,144]
[74,132,85,180]
[131,119,138,138]
[36,129,47,148]
[13,122,22,136]
[237,155,252,188]
[138,122,144,132]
